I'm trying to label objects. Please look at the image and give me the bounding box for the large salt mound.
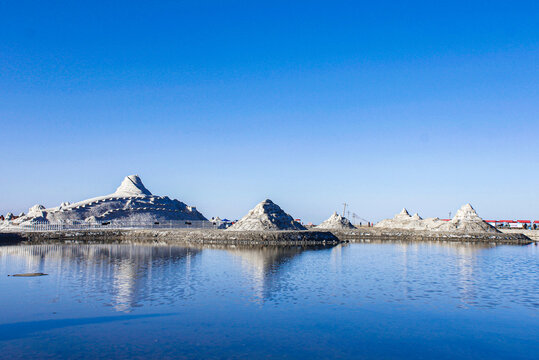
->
[14,175,207,224]
[227,199,306,231]
[374,204,499,234]
[436,204,499,233]
[316,212,355,230]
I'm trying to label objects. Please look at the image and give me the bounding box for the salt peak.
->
[114,175,152,196]
[411,213,422,220]
[394,208,411,219]
[452,203,480,221]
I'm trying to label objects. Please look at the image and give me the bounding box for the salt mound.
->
[316,212,355,230]
[436,204,498,233]
[454,204,481,221]
[227,199,306,231]
[395,208,411,219]
[411,213,422,220]
[374,208,415,229]
[14,175,207,225]
[375,204,499,234]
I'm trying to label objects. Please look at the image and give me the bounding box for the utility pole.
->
[342,203,348,217]
[449,211,452,219]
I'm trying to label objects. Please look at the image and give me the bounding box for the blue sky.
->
[1,1,538,222]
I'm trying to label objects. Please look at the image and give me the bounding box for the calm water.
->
[0,242,538,359]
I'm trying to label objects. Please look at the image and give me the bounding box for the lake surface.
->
[0,241,538,359]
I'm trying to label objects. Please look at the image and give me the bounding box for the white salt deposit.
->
[411,213,422,220]
[375,204,498,233]
[227,199,306,231]
[436,204,498,233]
[316,212,355,230]
[115,175,152,196]
[13,175,207,225]
[395,208,412,219]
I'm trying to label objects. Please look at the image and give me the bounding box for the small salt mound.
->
[411,213,422,220]
[394,208,412,220]
[316,212,355,230]
[375,208,414,228]
[28,204,45,215]
[227,199,306,231]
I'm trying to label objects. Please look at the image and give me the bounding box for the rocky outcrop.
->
[227,199,306,231]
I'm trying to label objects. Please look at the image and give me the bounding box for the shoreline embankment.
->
[0,227,534,246]
[327,227,533,245]
[0,229,341,246]
[498,229,539,241]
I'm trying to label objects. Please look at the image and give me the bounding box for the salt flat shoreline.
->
[0,229,340,246]
[332,228,533,245]
[0,227,533,246]
[499,228,539,241]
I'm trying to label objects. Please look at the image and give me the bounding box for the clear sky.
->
[1,1,538,223]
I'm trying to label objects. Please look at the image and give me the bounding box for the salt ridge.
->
[374,204,498,233]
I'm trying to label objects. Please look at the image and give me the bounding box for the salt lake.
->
[0,242,538,359]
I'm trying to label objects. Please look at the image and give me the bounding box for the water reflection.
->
[344,240,536,309]
[0,245,201,312]
[0,241,537,313]
[1,242,538,360]
[224,245,331,302]
[0,244,329,310]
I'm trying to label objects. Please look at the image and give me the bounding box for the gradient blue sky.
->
[1,1,538,222]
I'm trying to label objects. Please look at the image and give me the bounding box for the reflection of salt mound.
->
[227,199,306,231]
[14,175,207,224]
[375,204,499,234]
[316,212,355,229]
